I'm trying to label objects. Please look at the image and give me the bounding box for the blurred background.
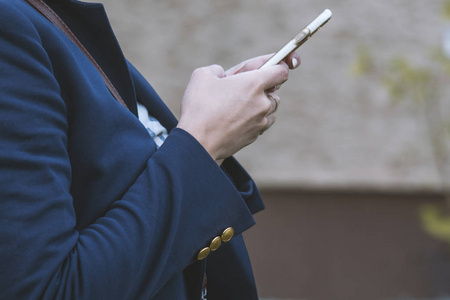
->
[95,0,450,299]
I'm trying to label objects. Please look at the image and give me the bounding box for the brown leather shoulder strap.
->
[24,0,129,110]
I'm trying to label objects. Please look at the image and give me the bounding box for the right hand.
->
[176,62,289,163]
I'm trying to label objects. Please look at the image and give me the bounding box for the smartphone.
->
[259,9,332,69]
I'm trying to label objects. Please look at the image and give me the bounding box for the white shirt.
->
[137,102,169,148]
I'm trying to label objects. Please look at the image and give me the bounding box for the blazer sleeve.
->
[0,3,260,300]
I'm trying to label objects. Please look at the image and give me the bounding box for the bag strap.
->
[24,0,129,110]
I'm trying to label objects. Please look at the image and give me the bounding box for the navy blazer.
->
[0,0,264,299]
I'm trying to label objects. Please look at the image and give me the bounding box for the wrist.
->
[176,123,221,162]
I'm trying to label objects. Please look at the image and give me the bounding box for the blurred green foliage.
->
[383,53,450,245]
[444,0,450,19]
[383,57,434,104]
[351,33,450,246]
[421,205,450,245]
[350,45,376,76]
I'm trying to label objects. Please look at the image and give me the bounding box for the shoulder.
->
[0,0,42,41]
[0,0,35,21]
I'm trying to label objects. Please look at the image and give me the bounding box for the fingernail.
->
[292,58,298,68]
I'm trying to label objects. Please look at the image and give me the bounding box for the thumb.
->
[259,64,289,90]
[235,64,289,91]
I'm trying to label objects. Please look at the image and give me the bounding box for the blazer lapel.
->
[46,0,138,116]
[128,62,179,131]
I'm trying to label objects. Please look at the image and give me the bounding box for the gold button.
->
[221,227,234,242]
[210,236,222,251]
[197,247,211,260]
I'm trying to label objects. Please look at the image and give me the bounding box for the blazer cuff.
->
[156,128,258,264]
[221,157,265,215]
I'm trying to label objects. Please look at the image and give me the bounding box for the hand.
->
[223,52,300,133]
[177,53,299,163]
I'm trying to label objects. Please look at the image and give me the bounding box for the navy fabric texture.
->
[0,0,264,299]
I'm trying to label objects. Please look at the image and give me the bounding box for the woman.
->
[0,0,299,299]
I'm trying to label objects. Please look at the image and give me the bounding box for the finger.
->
[225,54,274,76]
[225,62,247,76]
[235,64,288,91]
[266,84,281,93]
[266,87,275,93]
[260,113,277,135]
[266,93,280,115]
[284,52,301,69]
[241,54,274,71]
[222,63,288,94]
[257,64,289,91]
[228,52,300,76]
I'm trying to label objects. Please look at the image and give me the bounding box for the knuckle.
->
[253,77,266,91]
[192,64,224,79]
[279,66,289,80]
[210,64,222,69]
[259,117,269,131]
[192,67,205,77]
[268,114,277,125]
[209,64,225,75]
[260,97,271,113]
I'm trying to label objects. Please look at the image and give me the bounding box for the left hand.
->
[225,51,301,135]
[225,51,300,120]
